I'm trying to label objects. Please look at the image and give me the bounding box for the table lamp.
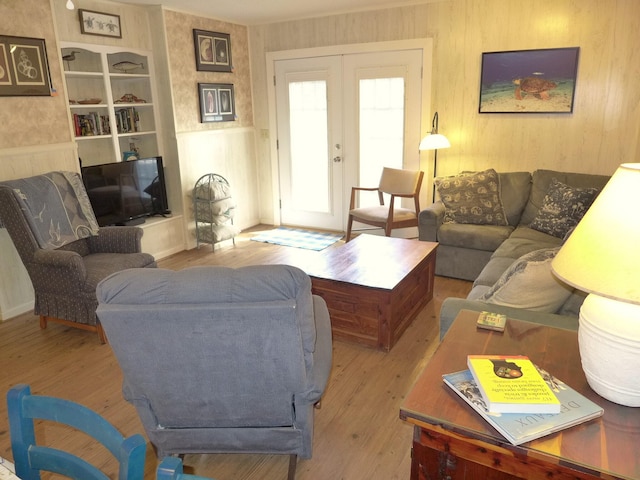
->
[552,163,640,407]
[419,112,450,202]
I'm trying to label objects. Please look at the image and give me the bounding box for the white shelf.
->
[61,43,162,165]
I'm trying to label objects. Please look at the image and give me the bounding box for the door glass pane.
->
[359,77,404,206]
[288,80,329,213]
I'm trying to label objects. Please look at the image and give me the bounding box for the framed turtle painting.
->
[479,47,580,113]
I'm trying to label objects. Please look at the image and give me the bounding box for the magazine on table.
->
[442,368,603,446]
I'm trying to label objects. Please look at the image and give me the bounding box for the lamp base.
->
[579,294,640,407]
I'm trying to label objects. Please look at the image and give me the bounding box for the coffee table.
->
[400,309,640,480]
[293,234,437,351]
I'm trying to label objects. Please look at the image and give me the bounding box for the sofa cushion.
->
[492,225,562,260]
[435,169,508,226]
[437,223,514,251]
[520,170,610,225]
[479,247,574,312]
[557,289,588,317]
[497,172,532,226]
[473,256,518,288]
[529,178,599,238]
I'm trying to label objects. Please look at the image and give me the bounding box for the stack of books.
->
[443,354,603,445]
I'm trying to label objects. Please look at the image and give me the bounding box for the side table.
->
[400,309,640,480]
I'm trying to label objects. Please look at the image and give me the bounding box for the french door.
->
[274,48,423,232]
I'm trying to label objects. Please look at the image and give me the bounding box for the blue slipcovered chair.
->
[7,384,147,480]
[96,265,333,480]
[157,457,214,480]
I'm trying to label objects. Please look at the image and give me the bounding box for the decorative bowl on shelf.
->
[77,98,102,104]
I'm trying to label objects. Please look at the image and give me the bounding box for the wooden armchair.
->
[346,167,424,241]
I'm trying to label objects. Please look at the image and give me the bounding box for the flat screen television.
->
[81,156,170,227]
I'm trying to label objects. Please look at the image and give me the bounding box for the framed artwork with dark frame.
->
[479,47,580,114]
[199,83,236,123]
[78,9,122,38]
[0,35,52,96]
[193,29,233,72]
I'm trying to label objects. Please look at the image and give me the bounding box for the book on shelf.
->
[467,355,561,413]
[442,369,603,446]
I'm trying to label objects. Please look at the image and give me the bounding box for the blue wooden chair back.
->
[7,384,147,480]
[157,457,215,479]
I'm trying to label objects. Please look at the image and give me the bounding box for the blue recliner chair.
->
[96,265,333,480]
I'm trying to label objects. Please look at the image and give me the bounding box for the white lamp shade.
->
[419,133,450,151]
[551,163,640,305]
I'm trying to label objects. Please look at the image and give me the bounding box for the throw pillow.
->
[435,169,508,226]
[479,247,573,313]
[529,178,599,238]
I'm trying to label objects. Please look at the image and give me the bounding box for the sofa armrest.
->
[88,226,143,253]
[418,202,445,242]
[439,297,579,340]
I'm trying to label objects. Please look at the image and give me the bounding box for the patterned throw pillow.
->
[479,247,573,313]
[435,169,508,226]
[529,178,599,238]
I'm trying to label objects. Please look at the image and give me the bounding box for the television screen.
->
[81,157,170,227]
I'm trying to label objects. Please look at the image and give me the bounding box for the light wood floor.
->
[0,229,472,479]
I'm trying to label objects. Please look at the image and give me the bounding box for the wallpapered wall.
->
[163,10,253,133]
[0,0,70,149]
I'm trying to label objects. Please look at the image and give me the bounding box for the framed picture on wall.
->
[193,29,233,72]
[199,83,236,123]
[479,47,580,114]
[78,9,122,38]
[0,35,52,96]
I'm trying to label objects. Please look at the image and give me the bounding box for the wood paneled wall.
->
[249,0,640,222]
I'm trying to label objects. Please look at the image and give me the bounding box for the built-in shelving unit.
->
[61,43,161,167]
[60,42,185,260]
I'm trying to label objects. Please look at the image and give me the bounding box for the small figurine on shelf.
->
[122,151,139,161]
[115,93,146,104]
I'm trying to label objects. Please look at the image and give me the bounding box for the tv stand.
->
[116,217,145,226]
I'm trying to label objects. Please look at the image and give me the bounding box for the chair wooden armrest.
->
[349,186,383,209]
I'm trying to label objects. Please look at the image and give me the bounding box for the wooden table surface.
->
[295,234,438,290]
[400,310,640,480]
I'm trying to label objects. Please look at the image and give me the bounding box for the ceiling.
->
[113,0,437,26]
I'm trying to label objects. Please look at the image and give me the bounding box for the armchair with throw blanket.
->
[0,171,156,343]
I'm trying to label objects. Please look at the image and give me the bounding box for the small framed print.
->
[193,29,233,72]
[199,83,236,123]
[0,35,52,96]
[79,9,122,38]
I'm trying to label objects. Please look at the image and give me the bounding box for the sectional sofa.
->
[418,169,611,338]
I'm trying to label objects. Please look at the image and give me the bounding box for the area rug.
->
[250,227,343,251]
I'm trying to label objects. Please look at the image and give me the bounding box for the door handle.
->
[333,156,342,162]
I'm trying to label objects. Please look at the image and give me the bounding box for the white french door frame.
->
[265,39,434,229]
